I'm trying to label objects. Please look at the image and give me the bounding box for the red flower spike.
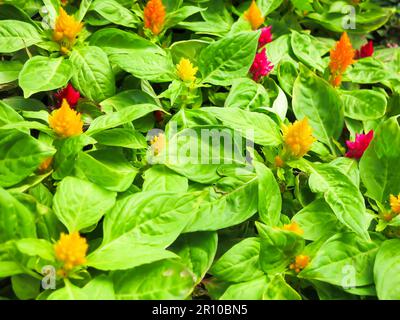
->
[258,26,273,48]
[249,48,274,82]
[345,130,374,159]
[355,40,374,59]
[55,83,81,108]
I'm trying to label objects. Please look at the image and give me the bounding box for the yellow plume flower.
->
[144,0,166,36]
[49,99,83,138]
[282,222,304,236]
[290,255,310,273]
[54,232,88,273]
[176,58,198,82]
[282,118,316,159]
[53,8,83,48]
[329,32,356,87]
[390,194,400,214]
[151,133,166,156]
[244,0,264,30]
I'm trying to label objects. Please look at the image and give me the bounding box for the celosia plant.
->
[0,0,399,302]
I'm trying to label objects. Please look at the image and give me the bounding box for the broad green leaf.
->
[199,31,259,86]
[292,67,343,151]
[346,58,392,84]
[47,281,88,300]
[293,198,343,241]
[256,222,305,274]
[0,261,24,277]
[0,100,24,126]
[90,28,174,82]
[171,231,218,283]
[19,56,73,98]
[103,192,200,247]
[0,129,55,187]
[11,275,40,300]
[0,60,23,84]
[15,238,54,261]
[203,107,282,146]
[90,0,139,28]
[374,239,400,300]
[143,165,188,193]
[308,164,370,240]
[99,89,158,112]
[254,161,281,226]
[263,274,302,300]
[341,89,387,121]
[86,103,160,135]
[0,20,41,53]
[220,276,269,300]
[81,275,115,300]
[92,128,147,149]
[225,78,269,110]
[277,59,298,96]
[258,0,284,15]
[87,237,177,271]
[184,172,258,232]
[360,117,400,203]
[210,237,264,283]
[112,259,195,300]
[291,31,325,72]
[75,149,138,192]
[53,176,116,232]
[70,46,116,102]
[300,233,380,287]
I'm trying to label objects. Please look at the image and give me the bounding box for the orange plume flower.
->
[282,222,304,236]
[49,99,83,138]
[244,0,264,30]
[329,32,356,87]
[290,255,310,273]
[54,232,88,273]
[144,0,166,36]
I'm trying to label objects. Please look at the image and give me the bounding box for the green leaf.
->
[19,56,73,98]
[75,149,138,192]
[70,46,116,103]
[360,117,400,203]
[0,20,41,53]
[263,274,302,300]
[87,237,177,271]
[81,275,115,300]
[374,239,400,300]
[277,59,298,96]
[308,164,370,240]
[143,165,188,193]
[171,231,218,283]
[204,107,282,146]
[293,198,343,241]
[184,172,258,232]
[292,67,343,151]
[0,188,36,242]
[199,31,259,86]
[346,58,392,84]
[92,128,147,149]
[300,233,380,287]
[258,0,284,15]
[0,129,55,187]
[103,192,200,247]
[90,28,174,82]
[90,0,139,28]
[210,237,263,283]
[0,60,23,84]
[0,261,24,277]
[291,31,325,72]
[53,176,116,232]
[47,281,88,300]
[86,103,160,135]
[220,276,269,300]
[256,222,305,274]
[341,90,387,121]
[112,259,196,299]
[0,100,24,126]
[254,161,281,226]
[15,238,54,261]
[225,78,269,111]
[11,274,40,300]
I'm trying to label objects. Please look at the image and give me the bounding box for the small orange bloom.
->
[244,0,264,30]
[38,157,53,172]
[390,194,400,214]
[53,8,83,52]
[290,255,310,273]
[282,222,304,236]
[144,0,166,36]
[329,32,356,87]
[49,99,83,138]
[282,118,316,159]
[275,155,285,168]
